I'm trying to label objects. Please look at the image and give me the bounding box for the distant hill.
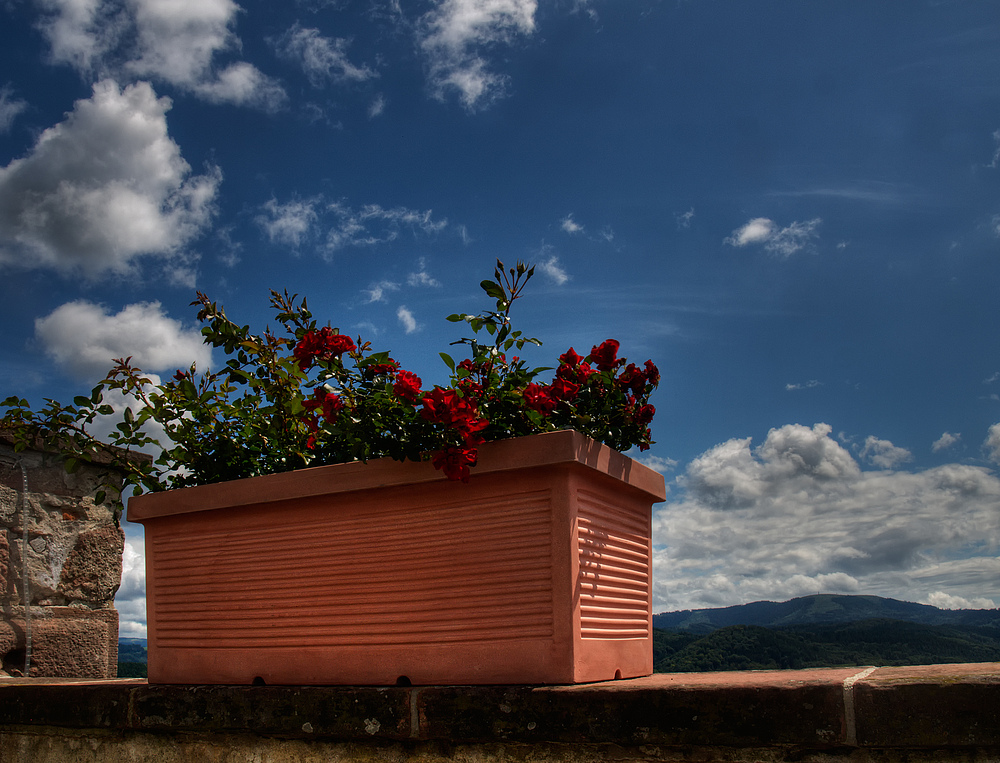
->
[653,594,1000,633]
[117,638,147,678]
[653,619,1000,673]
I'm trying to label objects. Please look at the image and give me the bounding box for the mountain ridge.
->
[653,594,1000,633]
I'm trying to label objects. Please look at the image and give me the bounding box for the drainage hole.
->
[251,676,267,686]
[395,675,412,687]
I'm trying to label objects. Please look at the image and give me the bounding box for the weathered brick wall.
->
[0,436,124,678]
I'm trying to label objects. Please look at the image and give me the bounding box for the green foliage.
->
[653,620,1000,672]
[1,260,660,511]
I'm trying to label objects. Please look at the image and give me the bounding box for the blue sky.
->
[2,0,999,636]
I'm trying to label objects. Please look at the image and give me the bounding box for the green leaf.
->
[439,353,456,373]
[480,280,505,300]
[73,396,91,408]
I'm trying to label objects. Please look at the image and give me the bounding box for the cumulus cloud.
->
[418,0,537,110]
[0,80,220,278]
[653,422,1000,612]
[0,85,28,133]
[273,23,376,87]
[725,217,821,257]
[36,0,286,110]
[256,197,320,249]
[985,423,1000,464]
[397,305,419,333]
[932,432,961,453]
[925,590,995,610]
[35,299,212,379]
[115,531,147,638]
[859,435,913,469]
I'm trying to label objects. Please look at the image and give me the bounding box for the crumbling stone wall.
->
[0,434,125,678]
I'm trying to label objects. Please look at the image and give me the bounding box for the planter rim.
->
[127,430,666,522]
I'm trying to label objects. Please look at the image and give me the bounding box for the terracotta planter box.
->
[127,430,666,685]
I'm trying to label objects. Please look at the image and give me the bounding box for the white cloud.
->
[397,305,419,334]
[785,379,822,391]
[0,85,28,133]
[924,590,995,610]
[368,93,386,119]
[985,423,1000,464]
[35,0,118,73]
[364,280,400,303]
[273,23,376,87]
[418,0,537,110]
[537,254,569,285]
[114,531,147,638]
[408,258,441,288]
[725,216,821,257]
[35,300,211,379]
[653,422,1000,612]
[560,214,583,234]
[36,0,286,110]
[932,432,961,453]
[0,80,220,278]
[256,197,320,249]
[859,435,913,469]
[675,207,694,229]
[325,201,448,253]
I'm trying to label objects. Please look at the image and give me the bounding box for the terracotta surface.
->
[128,431,667,686]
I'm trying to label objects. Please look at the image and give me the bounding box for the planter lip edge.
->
[126,430,666,522]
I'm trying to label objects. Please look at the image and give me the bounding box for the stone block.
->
[2,608,118,678]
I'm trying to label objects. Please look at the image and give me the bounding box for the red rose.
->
[392,370,423,403]
[420,388,488,440]
[634,403,655,426]
[431,445,479,482]
[549,377,580,401]
[643,360,660,387]
[523,383,557,415]
[589,339,620,372]
[293,327,356,370]
[559,348,583,367]
[618,363,646,396]
[302,388,344,423]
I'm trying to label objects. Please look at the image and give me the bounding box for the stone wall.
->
[1,664,999,762]
[0,435,125,678]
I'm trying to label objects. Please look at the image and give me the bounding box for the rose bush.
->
[1,261,659,515]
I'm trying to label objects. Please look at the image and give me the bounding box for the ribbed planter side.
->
[127,431,666,685]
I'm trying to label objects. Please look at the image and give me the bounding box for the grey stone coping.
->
[0,664,998,750]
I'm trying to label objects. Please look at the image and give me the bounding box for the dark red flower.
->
[366,359,399,376]
[549,377,580,401]
[420,388,488,440]
[432,445,479,482]
[643,360,660,387]
[618,363,646,396]
[293,327,356,370]
[522,383,557,415]
[302,388,344,423]
[634,403,655,426]
[589,339,620,372]
[392,370,423,403]
[559,347,583,367]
